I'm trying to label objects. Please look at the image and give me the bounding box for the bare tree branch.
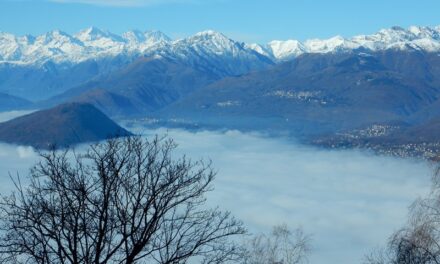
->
[0,135,245,264]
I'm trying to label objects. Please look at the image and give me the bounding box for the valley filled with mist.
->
[0,113,433,262]
[2,1,440,262]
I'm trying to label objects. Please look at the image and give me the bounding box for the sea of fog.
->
[0,110,35,123]
[0,120,434,263]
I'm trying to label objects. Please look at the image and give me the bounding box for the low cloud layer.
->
[0,143,38,194]
[143,128,432,263]
[0,127,433,263]
[0,110,35,123]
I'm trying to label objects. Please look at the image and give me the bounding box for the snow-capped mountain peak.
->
[245,43,271,57]
[122,30,146,43]
[144,30,171,43]
[75,27,119,42]
[263,25,440,61]
[172,30,244,57]
[1,25,440,65]
[194,30,225,37]
[123,30,170,44]
[37,30,78,45]
[186,30,234,46]
[267,40,305,59]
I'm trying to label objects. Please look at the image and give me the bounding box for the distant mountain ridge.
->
[0,27,271,75]
[0,28,272,100]
[43,56,219,117]
[161,50,440,136]
[1,25,440,66]
[2,26,440,156]
[252,25,440,61]
[0,93,31,111]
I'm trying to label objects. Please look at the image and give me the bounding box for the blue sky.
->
[1,0,440,43]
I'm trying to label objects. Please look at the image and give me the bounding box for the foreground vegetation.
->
[0,136,309,264]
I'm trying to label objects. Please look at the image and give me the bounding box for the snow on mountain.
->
[1,25,440,66]
[173,30,239,55]
[122,30,146,43]
[168,30,254,61]
[251,25,440,61]
[0,33,20,61]
[267,40,305,60]
[244,43,271,57]
[0,28,267,74]
[0,27,172,65]
[160,30,272,75]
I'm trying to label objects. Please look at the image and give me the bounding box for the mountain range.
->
[0,28,272,99]
[2,26,440,66]
[2,25,440,155]
[1,25,440,100]
[162,50,440,134]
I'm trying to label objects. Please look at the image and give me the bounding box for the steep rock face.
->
[0,102,131,149]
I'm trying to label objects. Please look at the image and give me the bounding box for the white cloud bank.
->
[0,127,433,263]
[143,128,432,264]
[0,110,35,123]
[0,143,37,194]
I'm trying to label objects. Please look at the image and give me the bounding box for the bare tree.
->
[0,135,246,264]
[364,167,440,264]
[365,224,440,264]
[243,224,310,264]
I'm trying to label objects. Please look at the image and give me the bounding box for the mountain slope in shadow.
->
[42,56,219,117]
[0,92,32,111]
[161,50,440,136]
[0,102,132,149]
